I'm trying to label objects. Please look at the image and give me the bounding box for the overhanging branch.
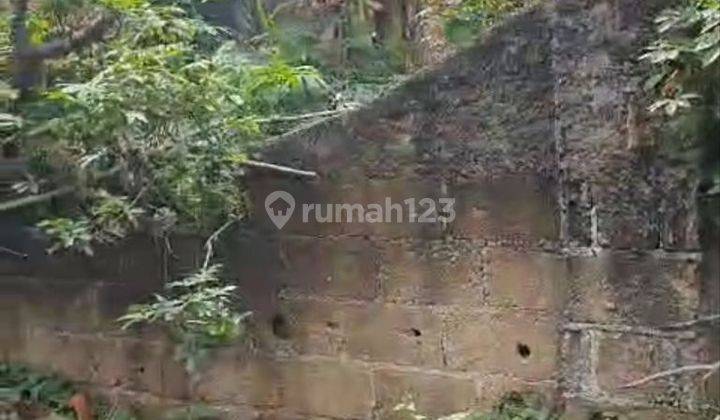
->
[242,159,318,178]
[0,186,75,212]
[0,160,315,214]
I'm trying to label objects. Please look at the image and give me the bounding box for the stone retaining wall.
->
[1,0,717,418]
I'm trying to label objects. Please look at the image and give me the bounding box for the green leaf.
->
[0,112,22,128]
[124,110,148,124]
[0,83,19,101]
[694,30,720,50]
[702,46,720,66]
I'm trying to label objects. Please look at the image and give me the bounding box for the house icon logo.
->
[264,191,295,230]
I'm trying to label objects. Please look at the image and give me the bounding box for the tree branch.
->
[242,159,318,178]
[563,322,695,339]
[0,246,28,259]
[254,108,355,124]
[620,362,720,389]
[0,185,75,212]
[662,314,720,330]
[0,167,120,213]
[0,160,311,214]
[202,218,236,270]
[10,0,112,90]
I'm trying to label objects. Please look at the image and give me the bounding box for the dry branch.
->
[0,160,315,214]
[0,185,75,212]
[0,245,28,259]
[254,108,353,124]
[620,362,720,389]
[563,322,695,339]
[662,314,720,330]
[242,159,318,178]
[202,218,236,270]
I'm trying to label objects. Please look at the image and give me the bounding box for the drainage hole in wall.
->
[516,342,531,358]
[271,313,290,339]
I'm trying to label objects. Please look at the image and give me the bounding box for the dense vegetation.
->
[0,0,333,370]
[641,0,719,218]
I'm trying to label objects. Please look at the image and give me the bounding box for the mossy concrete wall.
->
[1,0,717,418]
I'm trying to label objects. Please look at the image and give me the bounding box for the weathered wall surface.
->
[1,0,717,419]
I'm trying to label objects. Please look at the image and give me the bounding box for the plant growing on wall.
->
[119,264,250,374]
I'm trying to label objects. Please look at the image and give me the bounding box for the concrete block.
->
[0,231,162,284]
[92,336,175,398]
[379,239,485,306]
[595,333,679,399]
[21,328,96,383]
[279,236,380,301]
[277,358,374,419]
[566,251,701,325]
[561,398,701,420]
[485,248,567,312]
[198,354,374,419]
[447,175,559,243]
[475,374,557,412]
[280,298,444,368]
[196,352,282,407]
[343,303,444,368]
[372,368,477,418]
[443,310,559,380]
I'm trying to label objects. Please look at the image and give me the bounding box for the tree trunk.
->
[10,0,110,92]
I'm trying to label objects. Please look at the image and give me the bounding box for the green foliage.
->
[246,59,328,112]
[37,217,94,255]
[119,265,250,374]
[441,0,529,46]
[0,364,144,420]
[1,0,336,249]
[1,0,411,256]
[0,363,76,417]
[90,191,144,242]
[641,0,720,116]
[36,192,143,255]
[642,0,720,230]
